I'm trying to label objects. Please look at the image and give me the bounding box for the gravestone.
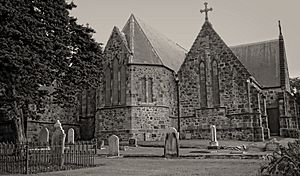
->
[38,127,49,145]
[108,135,119,157]
[164,128,179,157]
[185,133,192,140]
[67,128,75,144]
[208,125,219,149]
[97,140,105,149]
[129,138,137,147]
[51,120,66,166]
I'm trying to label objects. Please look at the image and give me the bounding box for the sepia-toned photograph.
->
[1,0,300,175]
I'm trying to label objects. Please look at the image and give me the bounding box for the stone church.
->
[2,5,298,143]
[89,9,299,142]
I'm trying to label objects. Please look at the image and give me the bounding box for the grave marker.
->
[129,138,137,147]
[38,127,49,145]
[164,128,179,157]
[208,125,219,149]
[67,128,75,144]
[51,120,66,166]
[108,135,119,157]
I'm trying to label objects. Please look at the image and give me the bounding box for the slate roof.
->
[122,14,187,72]
[230,39,281,88]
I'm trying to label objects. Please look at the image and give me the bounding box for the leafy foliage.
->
[0,0,103,141]
[290,77,300,104]
[261,140,300,176]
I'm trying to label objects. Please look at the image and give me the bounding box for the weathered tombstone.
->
[265,138,280,151]
[98,140,105,149]
[129,138,137,147]
[51,120,66,166]
[38,127,49,146]
[108,135,119,157]
[185,133,192,140]
[67,128,75,144]
[164,127,179,157]
[208,125,219,149]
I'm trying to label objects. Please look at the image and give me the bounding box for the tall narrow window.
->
[105,67,111,106]
[199,61,207,107]
[112,59,119,105]
[141,77,146,102]
[212,60,220,106]
[120,65,126,105]
[148,78,153,103]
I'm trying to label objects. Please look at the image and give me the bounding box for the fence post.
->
[94,138,97,155]
[25,145,29,174]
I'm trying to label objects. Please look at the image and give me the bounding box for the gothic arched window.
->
[112,59,119,105]
[148,78,153,103]
[104,66,111,106]
[141,77,147,102]
[211,59,220,106]
[120,65,126,105]
[199,61,207,107]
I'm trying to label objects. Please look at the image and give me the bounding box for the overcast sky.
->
[71,0,300,77]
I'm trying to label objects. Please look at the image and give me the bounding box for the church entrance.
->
[267,108,280,136]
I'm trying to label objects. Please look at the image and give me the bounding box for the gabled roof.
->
[230,40,281,88]
[122,14,187,72]
[104,26,131,54]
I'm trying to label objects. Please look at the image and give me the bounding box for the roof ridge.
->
[230,39,278,48]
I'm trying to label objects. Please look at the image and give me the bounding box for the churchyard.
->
[1,121,296,175]
[1,0,300,175]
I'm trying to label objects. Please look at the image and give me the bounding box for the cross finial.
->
[278,20,282,36]
[200,2,213,21]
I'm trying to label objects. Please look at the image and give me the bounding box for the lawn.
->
[22,158,265,176]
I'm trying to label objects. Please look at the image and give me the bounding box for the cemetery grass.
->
[9,158,265,176]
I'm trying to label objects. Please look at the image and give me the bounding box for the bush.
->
[261,140,300,176]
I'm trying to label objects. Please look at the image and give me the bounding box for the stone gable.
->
[178,21,266,141]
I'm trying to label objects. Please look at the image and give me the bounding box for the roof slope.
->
[122,14,187,72]
[230,40,281,88]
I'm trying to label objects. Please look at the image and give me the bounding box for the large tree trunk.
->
[12,101,26,144]
[10,85,27,144]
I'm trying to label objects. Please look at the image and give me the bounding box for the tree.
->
[290,77,300,104]
[0,0,103,143]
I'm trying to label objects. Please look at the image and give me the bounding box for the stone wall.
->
[131,106,172,141]
[180,108,262,141]
[96,107,131,141]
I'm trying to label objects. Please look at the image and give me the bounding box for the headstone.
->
[51,120,66,166]
[38,127,49,145]
[208,125,219,149]
[108,135,119,157]
[129,138,137,147]
[98,140,105,149]
[164,128,179,157]
[185,133,192,140]
[67,128,75,144]
[265,138,280,151]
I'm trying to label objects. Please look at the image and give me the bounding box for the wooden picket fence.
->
[0,141,96,174]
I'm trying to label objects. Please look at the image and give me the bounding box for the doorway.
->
[267,108,280,136]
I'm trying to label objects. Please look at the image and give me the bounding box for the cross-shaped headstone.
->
[200,2,213,21]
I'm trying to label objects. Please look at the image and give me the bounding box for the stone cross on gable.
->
[200,2,213,21]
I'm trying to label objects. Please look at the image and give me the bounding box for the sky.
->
[71,0,300,77]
